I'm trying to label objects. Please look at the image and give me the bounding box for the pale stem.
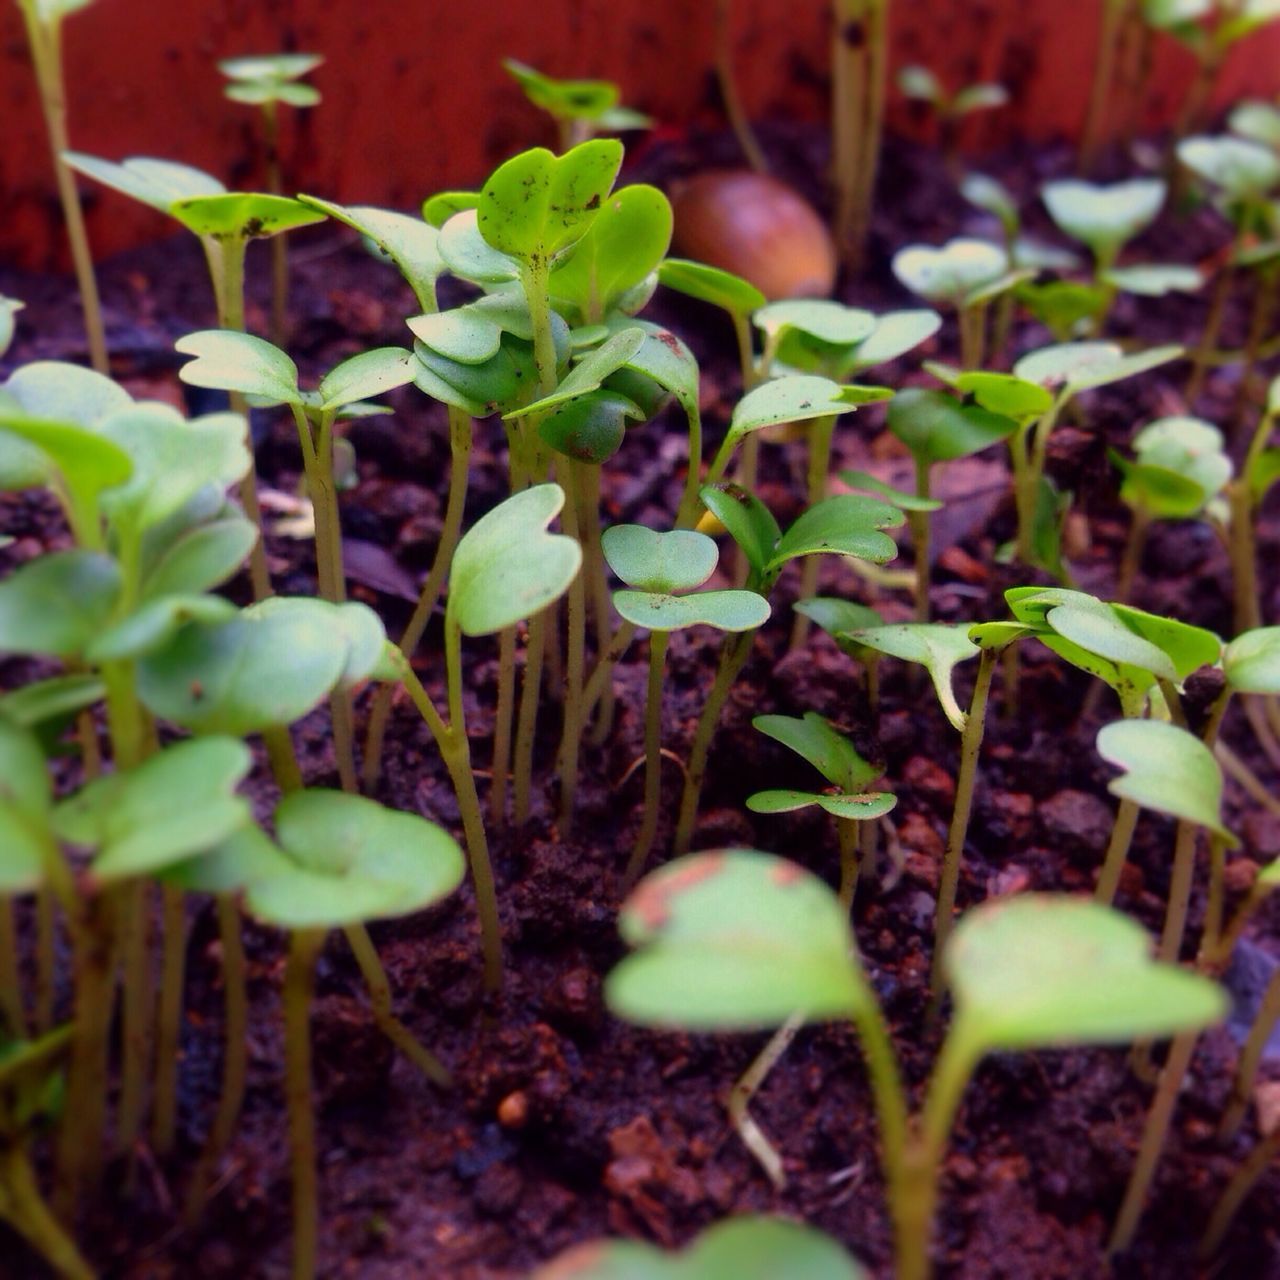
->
[790,415,838,649]
[1219,965,1280,1140]
[1200,1124,1280,1260]
[152,882,186,1156]
[1095,796,1141,905]
[623,630,670,889]
[555,462,589,833]
[283,928,325,1280]
[1157,820,1200,965]
[0,1138,96,1280]
[715,0,768,172]
[727,1012,806,1190]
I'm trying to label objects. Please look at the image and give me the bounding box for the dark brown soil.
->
[3,123,1280,1279]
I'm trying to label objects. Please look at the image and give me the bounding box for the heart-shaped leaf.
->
[447,485,582,636]
[602,526,719,593]
[503,59,619,121]
[54,737,251,883]
[657,258,767,317]
[538,390,639,464]
[1041,178,1166,261]
[1230,100,1280,149]
[243,790,465,929]
[439,210,521,284]
[699,483,782,578]
[141,515,257,600]
[756,300,878,348]
[606,849,872,1029]
[86,595,238,663]
[1109,603,1221,679]
[2,361,132,426]
[766,495,904,574]
[891,238,1008,306]
[845,623,978,731]
[413,338,534,416]
[1224,627,1280,694]
[838,470,943,511]
[887,388,1017,466]
[477,141,623,266]
[612,588,770,633]
[1097,719,1235,841]
[136,599,384,733]
[0,551,120,658]
[176,330,301,404]
[64,153,226,211]
[423,191,479,229]
[549,184,673,321]
[946,894,1228,1054]
[949,371,1053,419]
[1103,264,1203,296]
[0,675,104,729]
[1114,457,1208,518]
[752,711,881,792]
[317,348,416,410]
[724,376,861,459]
[1014,341,1182,395]
[533,1216,867,1280]
[169,193,325,241]
[845,310,942,373]
[1178,135,1280,203]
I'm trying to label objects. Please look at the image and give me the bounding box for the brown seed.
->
[497,1090,528,1130]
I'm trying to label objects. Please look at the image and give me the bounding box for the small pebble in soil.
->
[1038,789,1115,858]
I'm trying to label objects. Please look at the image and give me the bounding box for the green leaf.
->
[747,790,897,821]
[968,620,1038,650]
[297,197,444,311]
[755,300,877,348]
[317,347,416,410]
[422,191,479,228]
[1178,135,1280,203]
[793,597,884,645]
[0,412,134,524]
[136,599,380,733]
[951,371,1053,419]
[0,674,103,729]
[169,192,326,241]
[98,405,250,533]
[837,470,943,511]
[891,238,1008,306]
[602,526,718,593]
[1132,416,1231,498]
[0,717,51,822]
[657,258,766,317]
[887,388,1017,466]
[725,376,863,457]
[86,595,238,663]
[766,494,904,573]
[533,1216,867,1280]
[54,737,251,883]
[1224,627,1280,694]
[1098,719,1235,841]
[476,141,623,266]
[63,153,225,211]
[438,210,521,284]
[845,623,978,731]
[538,390,639,464]
[946,894,1228,1054]
[1103,264,1203,296]
[1015,280,1109,339]
[1251,448,1280,501]
[1110,603,1221,679]
[1044,603,1178,682]
[503,59,618,121]
[0,551,120,658]
[447,485,582,636]
[409,306,507,365]
[897,64,944,102]
[1230,100,1280,149]
[219,53,323,83]
[141,516,257,600]
[413,339,532,416]
[3,361,132,425]
[752,711,880,791]
[549,185,673,321]
[846,310,942,373]
[1115,456,1208,518]
[607,850,871,1029]
[176,330,301,404]
[244,790,465,929]
[507,327,647,419]
[699,483,782,577]
[952,83,1010,116]
[1041,178,1166,260]
[612,588,770,632]
[1013,341,1182,395]
[0,298,23,360]
[961,172,1019,236]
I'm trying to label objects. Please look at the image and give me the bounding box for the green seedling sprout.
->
[1111,415,1232,601]
[1223,375,1280,635]
[1177,134,1280,402]
[793,596,886,711]
[534,1214,867,1279]
[897,64,1009,172]
[0,1026,93,1280]
[608,850,1226,1280]
[389,484,581,995]
[843,387,1016,620]
[194,792,463,1280]
[503,58,651,151]
[1009,340,1183,567]
[219,53,323,345]
[63,152,327,600]
[748,712,894,910]
[474,141,622,825]
[15,0,108,373]
[602,525,768,884]
[670,484,903,856]
[831,0,892,266]
[891,238,1024,368]
[174,329,416,788]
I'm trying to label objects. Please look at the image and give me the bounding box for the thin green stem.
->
[1186,255,1235,405]
[261,101,289,348]
[1079,0,1126,171]
[18,7,108,374]
[1219,964,1280,1141]
[727,1012,805,1190]
[912,460,932,623]
[791,415,838,649]
[556,462,588,833]
[489,627,517,824]
[0,902,24,1037]
[1115,508,1149,605]
[1157,820,1199,965]
[715,0,768,173]
[184,893,249,1225]
[1201,1123,1280,1260]
[0,1137,96,1280]
[152,882,186,1157]
[513,611,548,826]
[114,882,150,1162]
[284,928,325,1280]
[1095,797,1141,905]
[579,464,616,741]
[623,630,669,889]
[836,818,861,912]
[585,621,638,745]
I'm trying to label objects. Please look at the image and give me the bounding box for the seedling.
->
[607,850,1226,1280]
[897,64,1009,171]
[748,712,895,908]
[792,596,886,711]
[175,328,416,787]
[712,0,768,172]
[831,0,892,266]
[535,1215,866,1279]
[189,791,463,1280]
[15,0,108,372]
[891,238,1024,368]
[842,386,1016,620]
[63,152,327,599]
[1079,0,1145,170]
[1111,415,1232,601]
[503,59,651,151]
[219,53,323,343]
[1224,376,1280,634]
[1177,134,1280,402]
[671,482,903,855]
[602,525,769,883]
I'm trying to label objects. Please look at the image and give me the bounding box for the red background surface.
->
[3,0,1280,269]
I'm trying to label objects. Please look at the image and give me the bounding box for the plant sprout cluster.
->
[4,3,1280,1278]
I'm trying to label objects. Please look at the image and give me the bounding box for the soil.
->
[3,122,1280,1279]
